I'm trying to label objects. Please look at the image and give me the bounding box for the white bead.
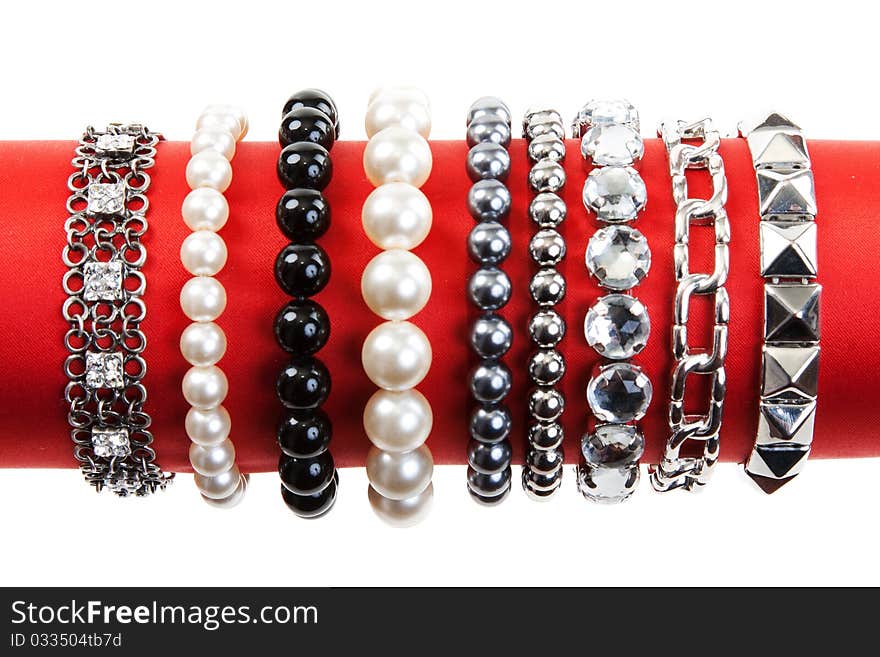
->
[186,150,233,192]
[189,439,236,477]
[361,249,431,321]
[182,187,229,232]
[366,92,431,138]
[362,321,431,391]
[368,482,433,527]
[366,444,433,500]
[363,126,432,187]
[196,109,243,140]
[180,277,227,322]
[369,87,431,112]
[180,321,227,366]
[362,182,432,250]
[182,365,228,410]
[364,389,433,453]
[201,104,248,140]
[195,465,241,500]
[191,128,237,160]
[185,405,231,447]
[201,475,247,508]
[180,230,228,277]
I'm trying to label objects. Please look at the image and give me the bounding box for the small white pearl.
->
[196,109,243,140]
[186,150,233,192]
[182,187,229,232]
[361,249,431,321]
[368,482,433,527]
[180,321,227,366]
[366,444,433,500]
[185,405,231,447]
[195,465,241,500]
[201,104,248,140]
[362,182,432,250]
[191,128,237,159]
[202,475,247,508]
[369,87,431,111]
[189,439,236,477]
[366,92,431,138]
[362,321,432,391]
[180,230,228,277]
[182,365,228,410]
[363,126,432,187]
[364,389,433,452]
[180,277,227,322]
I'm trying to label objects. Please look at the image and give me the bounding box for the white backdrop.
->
[1,0,876,587]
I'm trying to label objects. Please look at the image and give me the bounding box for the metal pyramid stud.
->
[748,472,798,494]
[764,283,821,343]
[745,443,810,484]
[760,222,817,277]
[752,132,811,169]
[756,112,802,131]
[763,345,819,399]
[758,400,816,445]
[757,170,817,218]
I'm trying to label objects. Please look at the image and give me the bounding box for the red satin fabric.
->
[0,139,875,473]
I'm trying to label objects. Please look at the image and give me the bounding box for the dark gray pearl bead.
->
[468,267,511,310]
[466,143,511,182]
[468,222,511,265]
[468,179,511,221]
[470,404,511,444]
[528,135,566,163]
[528,349,565,386]
[528,160,565,193]
[470,313,512,359]
[528,309,566,347]
[467,439,512,475]
[529,229,566,266]
[528,421,564,450]
[528,387,564,422]
[529,192,566,228]
[529,268,566,306]
[468,96,511,126]
[470,360,512,404]
[467,115,512,148]
[467,467,512,500]
[526,446,564,476]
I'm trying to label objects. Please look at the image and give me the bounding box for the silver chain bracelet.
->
[62,124,172,496]
[739,113,819,493]
[651,118,730,493]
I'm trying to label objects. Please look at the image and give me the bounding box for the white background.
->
[1,0,877,587]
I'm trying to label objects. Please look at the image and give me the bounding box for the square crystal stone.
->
[83,261,123,301]
[87,182,126,216]
[95,133,136,157]
[84,351,124,390]
[91,427,131,459]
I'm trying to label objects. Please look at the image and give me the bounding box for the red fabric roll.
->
[0,138,875,473]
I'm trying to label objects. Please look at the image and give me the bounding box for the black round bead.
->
[469,404,512,444]
[276,356,331,410]
[467,439,511,475]
[467,466,512,500]
[274,300,330,354]
[274,243,331,298]
[279,107,336,150]
[277,142,333,190]
[277,409,332,458]
[281,472,338,518]
[279,451,335,496]
[276,188,331,242]
[282,89,339,133]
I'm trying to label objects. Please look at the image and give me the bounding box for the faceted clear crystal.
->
[581,124,644,167]
[586,363,652,422]
[581,425,644,468]
[586,226,651,291]
[84,351,124,390]
[577,462,640,504]
[582,166,647,222]
[87,182,126,216]
[575,99,639,134]
[584,294,650,359]
[95,133,135,156]
[82,261,123,301]
[91,427,131,459]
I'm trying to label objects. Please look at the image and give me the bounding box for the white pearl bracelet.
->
[361,87,435,526]
[180,105,248,507]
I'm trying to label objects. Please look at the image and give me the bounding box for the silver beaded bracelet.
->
[739,113,819,493]
[574,100,651,503]
[62,124,172,496]
[651,118,730,493]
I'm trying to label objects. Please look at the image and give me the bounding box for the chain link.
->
[651,119,730,492]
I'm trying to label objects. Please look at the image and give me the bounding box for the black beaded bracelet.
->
[273,88,339,518]
[464,97,514,505]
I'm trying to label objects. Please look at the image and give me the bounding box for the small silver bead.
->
[528,349,565,386]
[528,387,564,422]
[529,229,566,266]
[468,179,511,221]
[528,421,564,451]
[529,160,566,193]
[467,115,512,148]
[529,268,566,307]
[528,309,566,347]
[529,193,567,228]
[470,313,513,359]
[468,267,512,310]
[466,142,511,182]
[525,118,565,141]
[523,108,563,132]
[528,135,566,163]
[468,97,511,126]
[468,221,511,265]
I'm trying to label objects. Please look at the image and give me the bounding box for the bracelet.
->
[650,118,730,492]
[465,97,514,505]
[362,87,434,526]
[739,113,819,493]
[274,89,339,518]
[522,107,567,500]
[574,100,651,503]
[62,123,172,496]
[180,105,248,507]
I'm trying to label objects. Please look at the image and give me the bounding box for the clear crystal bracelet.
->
[651,118,730,493]
[62,124,172,496]
[574,100,651,503]
[522,107,567,501]
[739,113,819,493]
[180,105,248,507]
